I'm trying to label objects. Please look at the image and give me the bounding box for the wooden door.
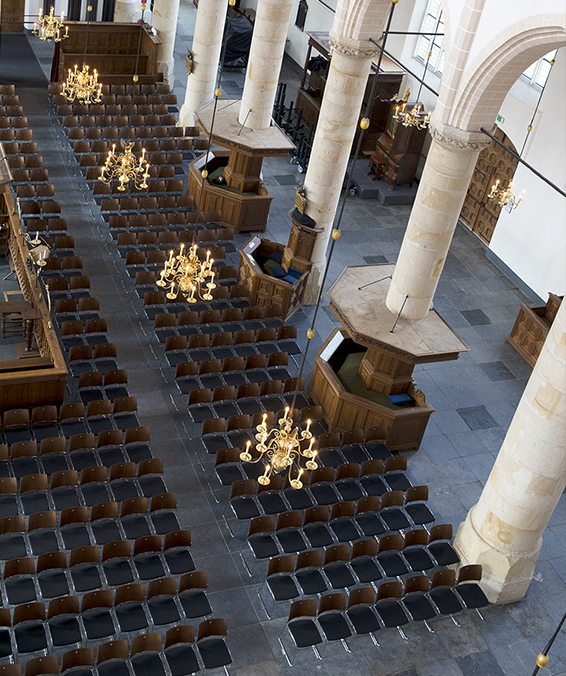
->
[460,126,518,244]
[1,0,24,32]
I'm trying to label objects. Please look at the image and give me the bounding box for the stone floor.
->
[15,8,566,676]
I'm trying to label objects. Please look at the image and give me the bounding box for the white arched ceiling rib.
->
[434,0,486,126]
[449,15,566,131]
[332,0,390,43]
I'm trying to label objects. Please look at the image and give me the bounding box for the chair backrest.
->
[318,592,347,615]
[60,506,88,528]
[163,529,192,551]
[147,577,176,600]
[90,501,119,523]
[133,534,162,557]
[61,648,95,673]
[37,550,67,574]
[19,473,48,494]
[97,640,129,665]
[28,511,57,533]
[288,599,317,622]
[10,440,37,459]
[120,496,148,518]
[377,533,403,554]
[131,632,162,657]
[24,656,58,676]
[3,556,35,580]
[13,601,46,626]
[431,569,457,589]
[197,617,227,641]
[114,584,144,607]
[457,564,483,584]
[404,574,430,595]
[102,539,131,562]
[69,545,99,568]
[165,623,195,649]
[47,595,80,619]
[376,580,403,602]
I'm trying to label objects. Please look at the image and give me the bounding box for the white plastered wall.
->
[488,47,566,299]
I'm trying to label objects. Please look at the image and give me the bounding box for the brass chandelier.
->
[487,179,524,211]
[99,143,150,191]
[240,408,318,488]
[157,243,216,303]
[63,63,102,104]
[62,5,102,104]
[33,6,68,42]
[394,94,430,130]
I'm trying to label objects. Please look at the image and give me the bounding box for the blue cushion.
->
[387,393,414,406]
[281,275,297,284]
[287,268,303,279]
[269,249,283,264]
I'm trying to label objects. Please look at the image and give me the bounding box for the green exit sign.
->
[497,114,505,124]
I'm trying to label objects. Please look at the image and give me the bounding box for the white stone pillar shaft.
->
[385,122,490,321]
[239,0,294,130]
[302,34,376,301]
[179,0,228,128]
[152,0,181,87]
[454,300,566,604]
[114,0,140,23]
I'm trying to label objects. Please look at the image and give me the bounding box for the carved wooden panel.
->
[1,0,24,31]
[460,126,518,244]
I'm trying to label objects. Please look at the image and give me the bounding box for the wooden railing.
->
[0,185,67,410]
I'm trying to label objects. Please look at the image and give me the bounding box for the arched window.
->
[415,0,445,75]
[522,50,557,88]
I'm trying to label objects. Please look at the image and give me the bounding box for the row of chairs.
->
[95,177,184,198]
[0,489,180,552]
[67,343,120,376]
[185,378,305,427]
[0,530,194,608]
[18,200,61,217]
[7,155,44,170]
[16,621,231,676]
[0,454,164,505]
[262,530,458,615]
[0,127,34,142]
[257,532,454,610]
[281,566,488,664]
[244,501,443,568]
[0,581,215,662]
[2,141,38,156]
[176,355,291,411]
[0,115,27,129]
[117,229,235,261]
[60,318,108,350]
[154,302,282,342]
[49,80,176,97]
[145,287,250,324]
[8,168,50,185]
[221,455,417,512]
[109,210,223,237]
[0,402,140,445]
[62,113,178,130]
[162,325,298,368]
[73,137,193,156]
[53,296,101,326]
[2,430,151,477]
[47,275,97,301]
[103,193,193,217]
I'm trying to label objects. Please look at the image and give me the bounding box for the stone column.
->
[238,0,294,130]
[454,300,566,604]
[385,121,491,320]
[302,34,377,302]
[178,0,228,128]
[114,0,139,23]
[152,0,181,87]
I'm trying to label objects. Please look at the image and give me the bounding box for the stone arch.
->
[448,15,566,131]
[333,0,391,42]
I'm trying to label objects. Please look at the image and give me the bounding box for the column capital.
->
[429,120,492,152]
[328,32,379,60]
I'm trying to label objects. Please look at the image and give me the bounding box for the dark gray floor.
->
[21,12,566,676]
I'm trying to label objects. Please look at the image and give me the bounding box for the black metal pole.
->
[480,127,566,199]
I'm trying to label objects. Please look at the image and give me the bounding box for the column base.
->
[178,104,196,129]
[303,263,322,305]
[454,506,541,604]
[157,59,175,87]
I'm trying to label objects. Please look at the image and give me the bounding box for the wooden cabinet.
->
[507,293,562,367]
[373,116,428,189]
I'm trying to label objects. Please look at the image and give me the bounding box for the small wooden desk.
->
[368,155,387,181]
[0,300,29,338]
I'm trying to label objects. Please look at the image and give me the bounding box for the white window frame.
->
[414,0,445,76]
[521,50,557,88]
